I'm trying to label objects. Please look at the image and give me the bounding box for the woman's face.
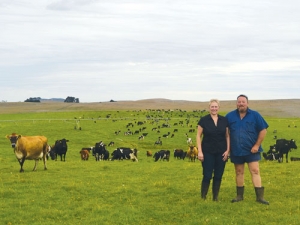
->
[209,101,219,115]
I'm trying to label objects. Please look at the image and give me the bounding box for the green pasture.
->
[0,109,299,225]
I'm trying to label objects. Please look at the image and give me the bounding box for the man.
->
[225,94,269,205]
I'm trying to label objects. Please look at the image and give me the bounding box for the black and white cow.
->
[153,150,170,162]
[275,139,297,163]
[93,141,109,161]
[263,152,280,161]
[111,147,138,162]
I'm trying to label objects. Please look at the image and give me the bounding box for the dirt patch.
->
[0,99,299,118]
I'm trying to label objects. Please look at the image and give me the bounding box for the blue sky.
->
[1,0,299,102]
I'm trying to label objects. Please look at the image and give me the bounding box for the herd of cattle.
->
[5,127,298,172]
[5,132,200,172]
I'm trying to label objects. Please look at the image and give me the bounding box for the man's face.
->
[237,96,248,113]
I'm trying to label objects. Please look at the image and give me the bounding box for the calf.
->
[80,149,89,160]
[146,150,152,157]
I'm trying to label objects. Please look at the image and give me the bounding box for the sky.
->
[1,0,299,103]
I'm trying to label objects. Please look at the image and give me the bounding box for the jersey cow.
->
[187,145,198,162]
[6,133,49,172]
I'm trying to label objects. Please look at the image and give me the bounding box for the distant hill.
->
[40,98,65,102]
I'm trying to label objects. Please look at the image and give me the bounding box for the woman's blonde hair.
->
[209,99,220,107]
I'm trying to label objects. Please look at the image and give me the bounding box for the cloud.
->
[0,0,299,102]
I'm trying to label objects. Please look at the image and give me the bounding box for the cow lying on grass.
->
[111,147,138,162]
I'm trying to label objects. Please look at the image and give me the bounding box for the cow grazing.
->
[174,149,186,160]
[49,138,69,161]
[108,141,115,147]
[275,139,297,163]
[186,145,198,162]
[6,133,49,172]
[146,150,152,157]
[153,150,170,162]
[111,147,138,162]
[80,149,89,160]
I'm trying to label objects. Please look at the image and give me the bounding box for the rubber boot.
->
[231,186,244,203]
[212,180,221,201]
[255,187,269,205]
[201,181,210,200]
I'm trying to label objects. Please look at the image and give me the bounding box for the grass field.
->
[0,102,299,225]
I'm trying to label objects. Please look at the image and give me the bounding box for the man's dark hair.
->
[237,94,248,101]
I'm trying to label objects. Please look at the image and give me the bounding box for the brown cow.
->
[146,150,152,157]
[6,133,48,172]
[80,149,89,160]
[187,145,198,162]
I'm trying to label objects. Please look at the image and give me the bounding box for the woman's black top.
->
[198,114,228,154]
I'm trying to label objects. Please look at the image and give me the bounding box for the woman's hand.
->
[222,150,230,161]
[198,152,204,161]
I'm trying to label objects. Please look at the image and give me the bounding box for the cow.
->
[111,147,138,162]
[275,139,297,163]
[108,141,115,146]
[153,150,170,162]
[138,135,144,140]
[187,137,193,145]
[146,150,152,157]
[262,152,280,161]
[174,149,186,160]
[290,157,300,161]
[6,133,48,172]
[49,138,69,161]
[186,145,198,162]
[80,149,89,160]
[154,140,162,145]
[93,141,109,161]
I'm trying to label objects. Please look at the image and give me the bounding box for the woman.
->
[196,99,230,201]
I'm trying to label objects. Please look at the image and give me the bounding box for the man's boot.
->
[201,181,210,200]
[255,187,270,205]
[231,186,244,203]
[212,180,221,201]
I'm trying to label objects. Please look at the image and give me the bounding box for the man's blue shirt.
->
[225,108,268,156]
